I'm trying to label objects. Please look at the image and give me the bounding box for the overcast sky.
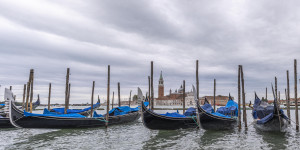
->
[0,0,300,104]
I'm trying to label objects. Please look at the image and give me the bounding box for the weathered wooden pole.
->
[241,65,247,128]
[106,65,110,127]
[266,87,268,100]
[25,81,30,112]
[183,80,186,113]
[275,77,278,101]
[29,69,34,113]
[195,60,201,128]
[196,60,199,101]
[238,65,241,130]
[48,83,51,110]
[118,82,121,107]
[150,61,154,110]
[214,79,216,111]
[90,81,95,117]
[148,76,151,108]
[129,90,132,107]
[64,68,70,114]
[295,59,299,131]
[112,92,114,109]
[67,83,71,110]
[22,84,26,110]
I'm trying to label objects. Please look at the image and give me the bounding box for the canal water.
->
[0,107,300,149]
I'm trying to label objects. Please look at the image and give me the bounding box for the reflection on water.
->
[1,109,300,149]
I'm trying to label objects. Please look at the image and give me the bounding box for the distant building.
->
[154,71,231,106]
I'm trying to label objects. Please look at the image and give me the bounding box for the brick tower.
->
[158,71,164,98]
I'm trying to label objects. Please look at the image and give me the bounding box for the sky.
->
[0,0,300,104]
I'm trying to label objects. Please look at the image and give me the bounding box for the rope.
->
[188,116,200,128]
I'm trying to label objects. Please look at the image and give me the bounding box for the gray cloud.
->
[0,0,300,104]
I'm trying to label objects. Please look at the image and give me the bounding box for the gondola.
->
[7,89,141,129]
[49,99,101,117]
[251,93,288,132]
[194,86,238,130]
[139,88,198,130]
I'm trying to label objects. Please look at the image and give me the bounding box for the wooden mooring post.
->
[112,92,114,109]
[118,82,121,107]
[196,60,200,128]
[183,80,186,114]
[238,65,241,130]
[64,68,70,114]
[48,83,51,110]
[129,90,132,107]
[106,65,110,127]
[266,87,268,100]
[295,59,299,131]
[22,84,26,110]
[214,79,216,111]
[29,69,34,113]
[148,76,150,108]
[25,81,30,112]
[90,81,95,117]
[241,65,247,128]
[151,61,154,110]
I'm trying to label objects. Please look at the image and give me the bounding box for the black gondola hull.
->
[10,101,140,129]
[254,115,288,132]
[197,103,237,130]
[142,103,197,130]
[0,118,13,128]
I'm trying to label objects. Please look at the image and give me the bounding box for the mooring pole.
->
[112,92,114,109]
[64,68,70,114]
[286,70,291,124]
[25,81,30,112]
[118,82,121,107]
[196,60,200,128]
[275,77,278,101]
[48,83,51,110]
[22,84,26,110]
[90,81,95,117]
[295,59,299,131]
[67,83,71,110]
[196,60,199,101]
[148,76,151,108]
[241,65,247,128]
[266,87,268,100]
[106,65,110,128]
[151,61,154,110]
[9,86,12,91]
[238,65,241,130]
[183,80,186,114]
[29,69,34,113]
[214,79,216,111]
[129,90,132,107]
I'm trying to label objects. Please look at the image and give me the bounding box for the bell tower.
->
[158,71,164,98]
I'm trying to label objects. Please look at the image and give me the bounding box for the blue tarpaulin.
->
[202,103,214,113]
[109,105,140,116]
[25,109,86,118]
[144,101,149,107]
[51,102,100,114]
[184,107,196,116]
[216,99,238,117]
[160,112,187,118]
[0,104,5,106]
[93,111,104,117]
[257,113,273,124]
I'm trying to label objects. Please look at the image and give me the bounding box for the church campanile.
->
[158,71,164,98]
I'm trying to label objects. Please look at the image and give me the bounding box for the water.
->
[1,108,300,149]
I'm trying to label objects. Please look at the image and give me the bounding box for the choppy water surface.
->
[1,108,300,149]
